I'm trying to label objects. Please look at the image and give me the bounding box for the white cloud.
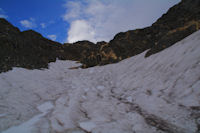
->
[67,20,95,43]
[40,21,55,29]
[63,1,82,22]
[20,18,36,28]
[0,14,8,19]
[47,34,57,41]
[0,8,8,19]
[40,23,46,28]
[63,0,180,43]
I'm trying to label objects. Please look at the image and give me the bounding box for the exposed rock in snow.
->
[0,31,200,133]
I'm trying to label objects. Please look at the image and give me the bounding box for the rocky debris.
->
[0,0,200,72]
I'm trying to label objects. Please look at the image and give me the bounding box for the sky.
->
[0,0,180,43]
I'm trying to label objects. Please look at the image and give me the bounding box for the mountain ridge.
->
[0,0,200,72]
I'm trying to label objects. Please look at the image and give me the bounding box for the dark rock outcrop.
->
[0,0,199,72]
[0,18,101,72]
[0,19,63,72]
[145,0,200,57]
[67,0,200,67]
[96,0,200,65]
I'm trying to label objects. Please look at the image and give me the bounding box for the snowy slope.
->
[0,30,200,133]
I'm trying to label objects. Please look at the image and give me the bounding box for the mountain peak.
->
[21,30,43,38]
[0,18,20,33]
[0,18,9,24]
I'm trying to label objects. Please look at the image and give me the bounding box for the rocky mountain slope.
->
[0,0,199,72]
[0,30,200,133]
[93,0,200,65]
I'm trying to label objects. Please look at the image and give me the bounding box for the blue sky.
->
[0,0,180,43]
[0,0,68,43]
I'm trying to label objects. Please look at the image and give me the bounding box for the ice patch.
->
[0,114,7,117]
[97,85,105,91]
[2,102,54,133]
[126,96,133,103]
[37,101,54,113]
[83,88,90,92]
[79,121,96,132]
[132,123,143,132]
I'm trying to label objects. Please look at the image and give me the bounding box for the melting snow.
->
[2,102,54,133]
[0,31,200,133]
[79,121,96,132]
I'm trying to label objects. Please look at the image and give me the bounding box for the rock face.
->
[96,0,200,64]
[0,19,62,72]
[0,18,103,72]
[0,19,98,72]
[145,0,200,57]
[0,0,200,72]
